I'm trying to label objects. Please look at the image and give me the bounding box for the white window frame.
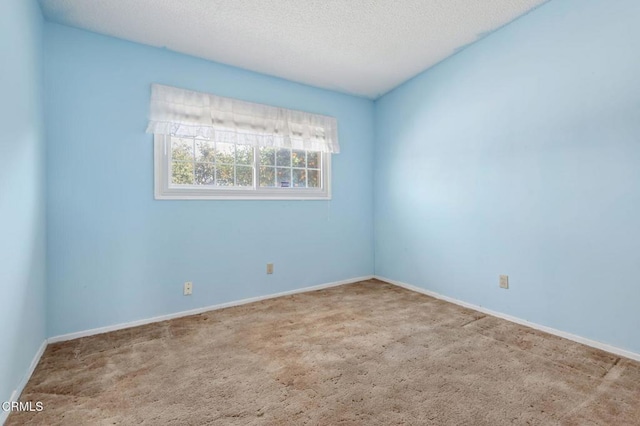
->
[154,134,332,200]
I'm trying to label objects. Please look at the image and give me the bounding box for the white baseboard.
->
[375,275,640,362]
[48,275,374,344]
[1,339,47,426]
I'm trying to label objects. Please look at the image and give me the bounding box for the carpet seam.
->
[463,327,615,382]
[459,315,487,328]
[557,361,626,422]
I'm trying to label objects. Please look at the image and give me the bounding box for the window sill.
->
[154,193,332,200]
[155,187,331,200]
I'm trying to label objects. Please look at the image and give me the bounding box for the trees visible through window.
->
[154,135,331,200]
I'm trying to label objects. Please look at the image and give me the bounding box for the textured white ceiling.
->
[39,0,547,98]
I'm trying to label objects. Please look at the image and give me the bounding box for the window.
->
[154,135,331,199]
[147,84,339,200]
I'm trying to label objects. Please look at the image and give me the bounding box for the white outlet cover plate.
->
[499,275,509,289]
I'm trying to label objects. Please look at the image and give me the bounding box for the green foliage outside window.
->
[170,137,320,188]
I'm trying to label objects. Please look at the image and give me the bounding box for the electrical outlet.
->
[266,263,274,274]
[499,275,509,289]
[184,281,193,295]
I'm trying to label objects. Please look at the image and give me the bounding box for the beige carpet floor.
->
[8,279,640,425]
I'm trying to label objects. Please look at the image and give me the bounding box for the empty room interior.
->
[2,0,640,424]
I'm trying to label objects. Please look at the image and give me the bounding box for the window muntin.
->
[155,135,331,200]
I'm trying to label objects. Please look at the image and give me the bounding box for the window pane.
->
[292,150,306,167]
[172,161,194,184]
[276,168,291,188]
[195,140,215,163]
[195,163,215,185]
[161,137,329,197]
[216,142,235,164]
[259,147,275,166]
[236,145,253,165]
[292,169,306,188]
[276,148,291,167]
[307,169,320,188]
[307,151,320,169]
[216,164,234,186]
[171,138,193,162]
[259,166,276,187]
[236,166,253,187]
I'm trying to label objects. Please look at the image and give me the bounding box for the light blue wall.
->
[22,0,640,356]
[374,0,640,353]
[44,23,375,337]
[0,0,47,406]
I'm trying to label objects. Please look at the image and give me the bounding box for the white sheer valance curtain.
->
[146,84,340,153]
